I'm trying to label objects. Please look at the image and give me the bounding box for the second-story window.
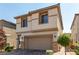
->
[39,11,48,24]
[21,18,28,27]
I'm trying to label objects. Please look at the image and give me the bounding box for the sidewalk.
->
[53,47,76,55]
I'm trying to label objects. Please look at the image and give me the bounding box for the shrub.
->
[5,46,14,52]
[46,50,53,55]
[74,47,79,55]
[4,43,14,52]
[57,34,70,55]
[70,44,76,49]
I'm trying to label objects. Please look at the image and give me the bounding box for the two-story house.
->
[0,19,17,49]
[14,4,63,52]
[71,14,79,43]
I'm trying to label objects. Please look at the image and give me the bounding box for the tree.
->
[57,34,70,55]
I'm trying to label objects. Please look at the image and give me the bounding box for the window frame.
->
[39,11,48,24]
[21,18,28,27]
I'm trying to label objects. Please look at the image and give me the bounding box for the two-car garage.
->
[24,35,52,50]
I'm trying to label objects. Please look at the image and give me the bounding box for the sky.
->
[0,3,79,33]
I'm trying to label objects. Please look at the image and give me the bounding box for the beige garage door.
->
[25,35,52,50]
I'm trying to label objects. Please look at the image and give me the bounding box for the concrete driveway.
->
[0,49,46,55]
[53,47,76,55]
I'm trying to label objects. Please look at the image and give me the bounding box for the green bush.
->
[4,43,14,52]
[5,46,14,52]
[74,47,79,55]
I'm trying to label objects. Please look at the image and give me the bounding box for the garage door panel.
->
[24,39,28,49]
[28,36,52,50]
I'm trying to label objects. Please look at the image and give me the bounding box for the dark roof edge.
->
[0,19,16,26]
[71,14,79,29]
[57,4,63,30]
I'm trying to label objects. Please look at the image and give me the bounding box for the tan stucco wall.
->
[21,31,57,37]
[3,27,17,49]
[77,16,79,33]
[16,7,62,33]
[48,8,58,16]
[57,16,63,35]
[16,6,63,51]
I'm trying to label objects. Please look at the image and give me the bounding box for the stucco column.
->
[16,35,20,49]
[20,36,24,49]
[52,32,59,52]
[16,36,19,49]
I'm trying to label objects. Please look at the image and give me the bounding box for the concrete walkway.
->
[53,47,76,55]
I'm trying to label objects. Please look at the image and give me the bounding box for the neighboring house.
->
[0,19,17,49]
[71,14,79,43]
[14,3,63,52]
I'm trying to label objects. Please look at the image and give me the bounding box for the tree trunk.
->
[65,47,66,55]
